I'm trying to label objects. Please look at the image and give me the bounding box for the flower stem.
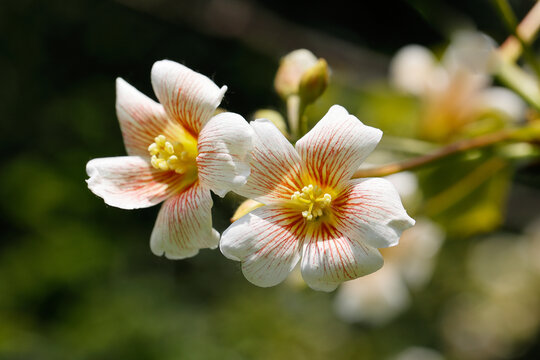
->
[352,129,514,178]
[498,0,540,63]
[496,60,540,111]
[286,95,301,140]
[493,0,540,79]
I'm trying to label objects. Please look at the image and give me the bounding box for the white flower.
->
[391,346,445,360]
[220,105,415,292]
[86,60,253,259]
[390,30,525,142]
[333,218,444,324]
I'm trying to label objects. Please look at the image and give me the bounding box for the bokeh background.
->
[1,0,540,359]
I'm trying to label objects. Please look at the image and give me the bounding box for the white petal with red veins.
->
[150,185,219,259]
[151,60,226,135]
[334,178,416,249]
[301,227,384,292]
[116,78,176,157]
[86,156,184,209]
[235,119,304,204]
[220,205,304,287]
[295,105,382,189]
[197,112,254,197]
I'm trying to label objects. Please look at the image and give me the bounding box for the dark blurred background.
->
[1,0,539,359]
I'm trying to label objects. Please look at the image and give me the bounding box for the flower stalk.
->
[286,94,302,139]
[498,0,540,63]
[352,126,539,178]
[495,0,540,111]
[493,0,540,79]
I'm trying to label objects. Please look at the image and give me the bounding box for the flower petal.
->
[116,78,174,157]
[151,60,226,135]
[392,218,444,288]
[390,44,442,95]
[295,105,382,189]
[196,112,254,197]
[220,205,304,287]
[478,86,526,121]
[300,225,384,292]
[150,185,219,259]
[86,156,187,209]
[333,264,410,325]
[235,119,304,204]
[442,30,496,75]
[333,178,416,249]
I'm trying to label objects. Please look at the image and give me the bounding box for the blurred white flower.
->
[390,30,526,142]
[390,44,448,96]
[384,171,420,210]
[390,346,445,360]
[334,217,444,325]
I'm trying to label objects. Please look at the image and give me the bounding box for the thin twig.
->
[352,129,512,178]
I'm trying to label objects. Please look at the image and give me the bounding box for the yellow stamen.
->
[147,134,196,174]
[290,184,332,221]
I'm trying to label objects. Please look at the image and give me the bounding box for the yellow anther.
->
[290,183,332,221]
[148,134,195,174]
[164,142,174,155]
[155,135,166,146]
[148,143,158,155]
[158,160,168,171]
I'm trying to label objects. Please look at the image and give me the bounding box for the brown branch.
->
[352,129,513,178]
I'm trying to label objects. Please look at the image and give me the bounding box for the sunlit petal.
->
[197,112,254,197]
[150,184,219,259]
[86,156,186,209]
[301,225,384,292]
[235,119,304,204]
[220,205,304,287]
[151,60,226,135]
[334,178,415,249]
[116,78,176,157]
[295,105,382,189]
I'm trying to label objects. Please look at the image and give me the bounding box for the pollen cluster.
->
[291,184,332,220]
[148,135,193,174]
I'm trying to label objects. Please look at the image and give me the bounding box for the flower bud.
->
[231,199,264,222]
[274,49,319,99]
[298,58,329,104]
[252,109,289,137]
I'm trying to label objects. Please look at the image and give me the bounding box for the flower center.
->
[148,134,196,174]
[290,184,332,221]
